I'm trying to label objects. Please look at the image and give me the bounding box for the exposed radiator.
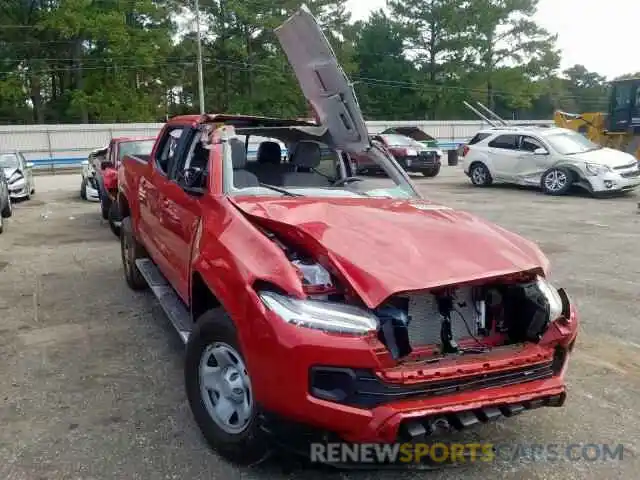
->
[403,288,481,346]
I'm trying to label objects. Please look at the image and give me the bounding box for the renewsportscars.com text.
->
[310,442,625,465]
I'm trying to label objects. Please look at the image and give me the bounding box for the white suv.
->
[460,126,640,196]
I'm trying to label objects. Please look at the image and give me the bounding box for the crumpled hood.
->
[571,147,638,168]
[231,196,548,307]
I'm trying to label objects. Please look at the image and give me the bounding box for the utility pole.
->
[195,0,205,114]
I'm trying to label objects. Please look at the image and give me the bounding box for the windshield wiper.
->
[259,183,303,197]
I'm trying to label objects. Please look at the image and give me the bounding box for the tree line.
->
[0,0,636,125]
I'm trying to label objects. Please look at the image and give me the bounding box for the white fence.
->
[0,119,553,171]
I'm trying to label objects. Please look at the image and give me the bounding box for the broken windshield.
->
[222,128,419,200]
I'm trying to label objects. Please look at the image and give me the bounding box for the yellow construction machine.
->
[554,77,640,160]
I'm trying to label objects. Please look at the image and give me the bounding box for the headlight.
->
[585,162,610,175]
[536,276,563,322]
[258,291,379,335]
[405,148,418,156]
[8,172,23,184]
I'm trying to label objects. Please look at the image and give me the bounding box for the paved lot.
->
[0,168,639,479]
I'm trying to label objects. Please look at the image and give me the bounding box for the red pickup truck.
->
[116,7,578,467]
[96,136,155,236]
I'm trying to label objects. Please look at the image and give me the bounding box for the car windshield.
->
[380,134,421,147]
[118,140,155,162]
[223,128,419,200]
[546,131,602,155]
[0,154,19,169]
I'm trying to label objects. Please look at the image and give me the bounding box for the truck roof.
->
[167,113,318,129]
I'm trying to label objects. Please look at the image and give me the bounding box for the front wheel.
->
[541,167,572,196]
[185,309,269,466]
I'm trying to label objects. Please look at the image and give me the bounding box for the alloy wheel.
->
[544,170,567,192]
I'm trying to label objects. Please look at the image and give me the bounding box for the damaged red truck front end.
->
[232,195,578,447]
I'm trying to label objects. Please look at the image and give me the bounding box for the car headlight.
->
[536,276,563,323]
[585,162,611,175]
[258,291,379,335]
[8,172,23,185]
[405,148,418,156]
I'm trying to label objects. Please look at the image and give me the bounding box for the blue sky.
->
[346,0,639,80]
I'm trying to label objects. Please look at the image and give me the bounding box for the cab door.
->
[486,134,521,180]
[156,127,208,303]
[514,135,551,185]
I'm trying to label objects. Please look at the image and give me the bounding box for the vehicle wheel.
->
[541,167,572,196]
[80,178,87,200]
[422,165,441,177]
[469,162,493,186]
[120,216,148,290]
[108,202,122,238]
[100,196,111,220]
[185,309,269,466]
[0,215,4,234]
[1,198,11,218]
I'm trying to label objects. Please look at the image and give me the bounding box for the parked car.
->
[357,133,442,177]
[381,126,441,149]
[0,168,12,234]
[116,6,577,466]
[0,151,35,200]
[97,137,155,236]
[80,146,107,202]
[461,126,640,195]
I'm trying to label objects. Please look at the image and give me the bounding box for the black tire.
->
[1,197,11,218]
[541,167,573,196]
[469,162,493,186]
[422,165,441,177]
[120,216,148,290]
[185,309,269,466]
[108,202,122,238]
[0,214,4,234]
[100,196,111,220]
[80,178,87,200]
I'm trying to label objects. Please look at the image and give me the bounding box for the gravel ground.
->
[0,168,639,479]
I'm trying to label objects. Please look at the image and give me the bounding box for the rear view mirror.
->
[533,148,548,155]
[179,167,206,195]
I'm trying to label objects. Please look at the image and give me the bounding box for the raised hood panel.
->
[274,6,370,153]
[572,147,638,167]
[231,197,548,308]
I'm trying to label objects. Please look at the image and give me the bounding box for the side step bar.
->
[135,259,192,344]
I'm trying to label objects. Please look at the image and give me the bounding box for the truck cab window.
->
[157,127,184,174]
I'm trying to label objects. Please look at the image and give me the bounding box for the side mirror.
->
[533,148,548,155]
[26,162,34,168]
[179,167,206,194]
[100,160,114,170]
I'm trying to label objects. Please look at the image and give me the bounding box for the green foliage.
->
[0,0,628,123]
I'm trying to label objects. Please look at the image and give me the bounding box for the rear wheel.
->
[0,214,4,234]
[185,309,269,466]
[541,167,572,196]
[120,216,148,290]
[469,162,493,186]
[100,196,110,220]
[108,202,122,238]
[422,165,441,177]
[80,178,87,200]
[1,197,11,218]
